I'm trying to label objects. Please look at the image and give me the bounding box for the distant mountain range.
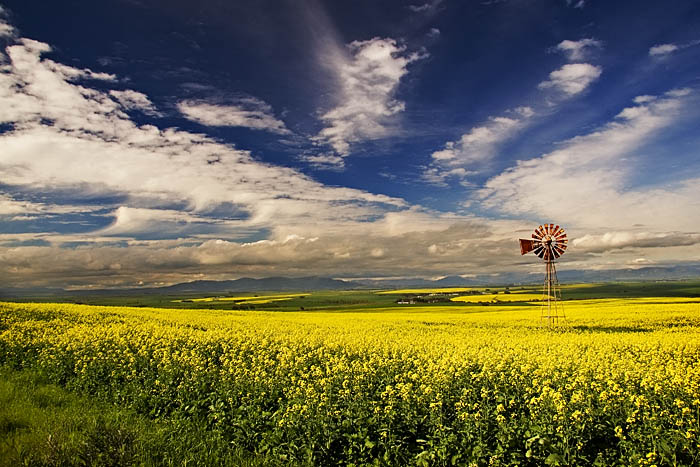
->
[2,266,700,298]
[0,276,355,297]
[352,265,700,288]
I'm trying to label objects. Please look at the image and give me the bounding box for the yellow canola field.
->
[451,293,547,303]
[173,293,307,303]
[377,287,475,294]
[2,298,700,466]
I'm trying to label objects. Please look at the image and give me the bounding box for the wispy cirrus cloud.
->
[315,37,424,157]
[424,107,534,184]
[178,97,290,134]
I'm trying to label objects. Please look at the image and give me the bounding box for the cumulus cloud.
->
[479,90,700,232]
[315,37,423,156]
[573,231,700,253]
[178,97,289,134]
[538,63,602,96]
[0,217,538,288]
[555,38,602,61]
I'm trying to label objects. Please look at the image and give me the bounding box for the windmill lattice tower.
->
[519,224,568,326]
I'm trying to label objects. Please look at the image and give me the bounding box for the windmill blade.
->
[549,224,555,234]
[519,239,536,255]
[535,226,545,238]
[552,248,561,259]
[552,225,561,236]
[533,246,544,257]
[554,245,566,256]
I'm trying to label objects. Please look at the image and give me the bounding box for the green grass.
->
[0,367,272,466]
[6,280,700,312]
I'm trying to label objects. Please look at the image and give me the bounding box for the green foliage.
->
[0,367,271,466]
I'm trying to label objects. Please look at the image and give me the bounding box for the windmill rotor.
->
[520,224,567,261]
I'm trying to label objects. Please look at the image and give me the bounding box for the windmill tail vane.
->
[519,224,568,326]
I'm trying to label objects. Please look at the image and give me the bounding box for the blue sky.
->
[1,0,699,288]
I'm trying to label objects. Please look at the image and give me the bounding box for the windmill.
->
[519,224,568,325]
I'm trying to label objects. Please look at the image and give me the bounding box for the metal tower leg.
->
[541,260,565,326]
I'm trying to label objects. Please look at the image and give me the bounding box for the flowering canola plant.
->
[1,298,700,466]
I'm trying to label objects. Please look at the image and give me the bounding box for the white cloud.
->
[298,152,346,171]
[649,43,678,56]
[430,116,520,164]
[422,167,473,187]
[0,216,539,288]
[316,37,423,156]
[538,63,602,96]
[2,14,699,287]
[649,40,700,57]
[479,90,700,232]
[109,90,160,116]
[556,38,602,61]
[0,37,412,237]
[573,231,700,253]
[0,7,15,38]
[424,107,534,184]
[0,193,100,217]
[2,31,544,287]
[0,22,13,39]
[408,0,443,13]
[178,97,289,134]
